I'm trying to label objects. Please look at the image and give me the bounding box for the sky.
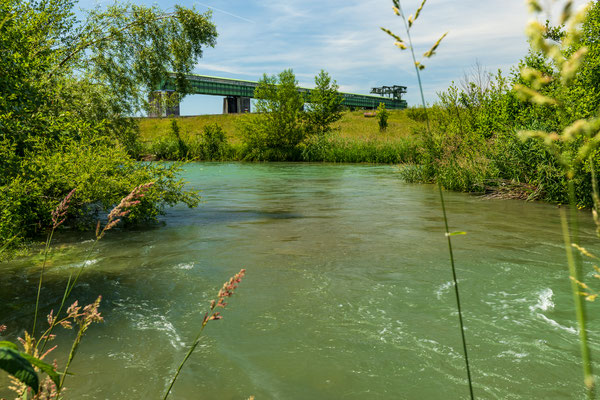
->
[81,0,591,115]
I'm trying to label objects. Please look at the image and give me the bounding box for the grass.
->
[382,1,474,398]
[137,109,423,162]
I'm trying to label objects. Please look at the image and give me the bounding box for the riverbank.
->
[137,109,424,164]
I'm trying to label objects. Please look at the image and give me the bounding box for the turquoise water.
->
[1,162,599,399]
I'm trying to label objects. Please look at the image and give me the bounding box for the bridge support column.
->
[148,90,180,117]
[223,96,251,114]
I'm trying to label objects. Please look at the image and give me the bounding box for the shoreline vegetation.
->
[137,109,423,165]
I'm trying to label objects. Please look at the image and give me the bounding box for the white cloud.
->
[179,0,591,113]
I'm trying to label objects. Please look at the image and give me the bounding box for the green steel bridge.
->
[150,73,407,116]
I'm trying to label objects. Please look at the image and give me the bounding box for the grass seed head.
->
[561,47,588,84]
[560,0,574,25]
[395,41,407,49]
[423,32,448,58]
[413,0,427,23]
[51,188,76,229]
[380,27,403,43]
[527,0,543,13]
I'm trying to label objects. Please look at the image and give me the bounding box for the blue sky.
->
[81,0,590,115]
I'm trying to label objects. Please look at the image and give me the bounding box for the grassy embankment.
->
[138,109,424,164]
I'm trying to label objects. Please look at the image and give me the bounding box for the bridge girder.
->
[152,73,407,116]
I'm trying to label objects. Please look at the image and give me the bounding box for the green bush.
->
[239,69,305,160]
[377,103,389,131]
[150,136,183,160]
[300,133,419,164]
[304,70,343,136]
[0,0,217,250]
[0,139,200,245]
[201,123,230,160]
[406,106,427,122]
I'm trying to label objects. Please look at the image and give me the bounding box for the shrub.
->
[0,139,200,244]
[201,123,229,160]
[377,102,389,131]
[406,106,427,122]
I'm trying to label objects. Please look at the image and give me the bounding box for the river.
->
[1,162,599,399]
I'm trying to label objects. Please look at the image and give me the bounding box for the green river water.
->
[1,162,600,399]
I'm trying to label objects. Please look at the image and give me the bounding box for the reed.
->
[4,183,154,397]
[163,269,246,400]
[382,1,474,398]
[514,1,597,396]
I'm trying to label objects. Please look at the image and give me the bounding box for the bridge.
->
[149,73,407,117]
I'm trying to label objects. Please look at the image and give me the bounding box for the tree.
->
[562,1,600,121]
[240,69,305,160]
[0,0,217,249]
[377,102,389,131]
[304,70,343,135]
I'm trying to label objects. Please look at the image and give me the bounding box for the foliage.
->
[199,123,230,160]
[1,139,199,243]
[377,102,389,131]
[0,0,216,249]
[304,70,343,136]
[239,69,305,160]
[514,1,600,396]
[300,133,419,164]
[406,106,427,122]
[382,2,474,398]
[399,0,600,207]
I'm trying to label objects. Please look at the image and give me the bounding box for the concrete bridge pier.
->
[223,96,251,114]
[148,90,180,117]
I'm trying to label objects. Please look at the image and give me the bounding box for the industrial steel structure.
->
[149,73,408,117]
[370,85,407,99]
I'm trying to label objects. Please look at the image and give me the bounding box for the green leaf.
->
[0,341,19,351]
[0,348,39,394]
[20,353,60,387]
[446,231,467,236]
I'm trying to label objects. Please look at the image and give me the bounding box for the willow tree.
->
[0,0,217,249]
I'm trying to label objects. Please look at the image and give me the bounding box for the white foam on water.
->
[176,262,194,270]
[435,281,454,300]
[538,314,578,334]
[135,313,186,349]
[497,350,529,361]
[529,288,554,312]
[529,288,577,334]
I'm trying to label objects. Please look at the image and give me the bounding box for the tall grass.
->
[138,110,423,163]
[514,1,597,396]
[163,269,246,399]
[2,184,248,399]
[382,1,474,398]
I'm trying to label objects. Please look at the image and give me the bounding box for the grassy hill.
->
[137,110,424,163]
[138,110,420,145]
